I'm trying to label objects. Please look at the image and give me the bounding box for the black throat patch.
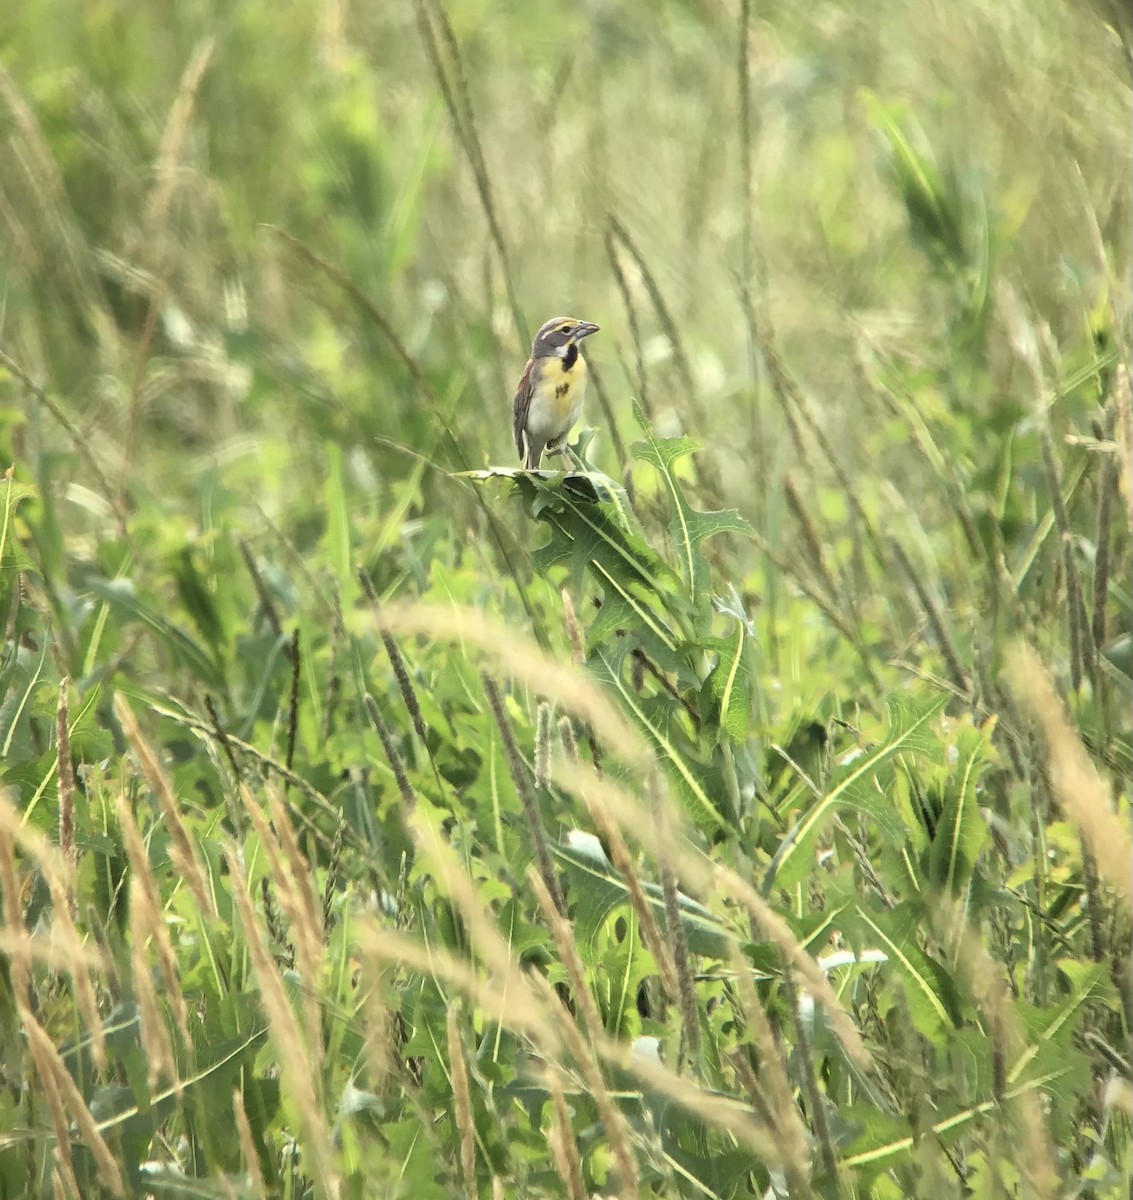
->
[561,342,579,371]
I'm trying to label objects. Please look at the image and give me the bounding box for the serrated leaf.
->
[555,841,730,958]
[1007,959,1115,1086]
[927,721,993,894]
[706,621,753,745]
[589,643,736,832]
[629,399,753,619]
[764,694,949,893]
[497,469,685,659]
[853,903,962,1039]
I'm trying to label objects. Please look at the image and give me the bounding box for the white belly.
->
[526,376,585,441]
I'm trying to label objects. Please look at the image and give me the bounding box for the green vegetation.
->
[1,0,1131,1196]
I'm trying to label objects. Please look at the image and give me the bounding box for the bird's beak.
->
[574,322,600,340]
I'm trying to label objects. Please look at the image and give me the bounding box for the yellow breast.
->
[535,354,588,423]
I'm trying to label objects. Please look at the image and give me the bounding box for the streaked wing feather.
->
[513,358,535,460]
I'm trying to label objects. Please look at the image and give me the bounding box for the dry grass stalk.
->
[607,214,699,424]
[26,1016,82,1199]
[245,783,326,1078]
[114,694,215,918]
[371,603,650,770]
[783,473,840,602]
[114,793,190,1043]
[1039,424,1096,688]
[561,589,585,664]
[782,972,840,1186]
[446,1006,477,1198]
[0,929,101,973]
[889,537,970,696]
[357,923,556,1047]
[0,810,31,1004]
[370,887,780,1185]
[39,879,106,1070]
[546,1071,587,1200]
[0,65,98,315]
[527,972,641,1200]
[413,0,525,344]
[604,226,650,413]
[225,845,341,1200]
[145,39,214,235]
[1092,402,1119,649]
[262,783,324,960]
[613,1039,780,1162]
[534,937,783,1166]
[119,39,216,499]
[357,963,400,1096]
[528,867,604,1039]
[548,759,873,1070]
[946,910,1060,1199]
[1114,364,1132,533]
[0,792,106,1065]
[56,679,75,879]
[727,944,814,1195]
[233,1089,268,1199]
[51,1167,73,1200]
[713,863,872,1069]
[129,884,178,1091]
[482,671,565,914]
[407,807,534,994]
[654,783,700,1059]
[573,781,679,997]
[22,1009,126,1196]
[1006,642,1132,905]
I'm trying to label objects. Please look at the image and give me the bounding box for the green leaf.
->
[324,441,355,601]
[471,468,688,666]
[629,399,753,622]
[926,719,993,894]
[704,621,754,745]
[589,642,736,832]
[84,576,225,689]
[863,92,968,269]
[555,838,731,959]
[852,902,963,1040]
[764,694,949,893]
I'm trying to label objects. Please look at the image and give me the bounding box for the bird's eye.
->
[558,323,573,334]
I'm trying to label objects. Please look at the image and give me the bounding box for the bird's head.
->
[531,316,600,359]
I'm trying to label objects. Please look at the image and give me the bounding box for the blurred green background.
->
[3,0,1128,536]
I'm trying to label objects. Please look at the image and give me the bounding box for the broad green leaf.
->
[555,840,731,959]
[84,576,225,689]
[927,719,994,894]
[852,903,962,1040]
[589,643,736,832]
[764,694,949,893]
[704,622,754,745]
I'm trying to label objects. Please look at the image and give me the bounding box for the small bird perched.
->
[512,316,600,470]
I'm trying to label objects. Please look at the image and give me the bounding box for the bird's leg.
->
[545,434,584,471]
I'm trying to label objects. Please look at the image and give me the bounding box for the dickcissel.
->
[512,316,600,469]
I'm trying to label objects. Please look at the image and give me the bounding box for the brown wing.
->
[512,357,535,461]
